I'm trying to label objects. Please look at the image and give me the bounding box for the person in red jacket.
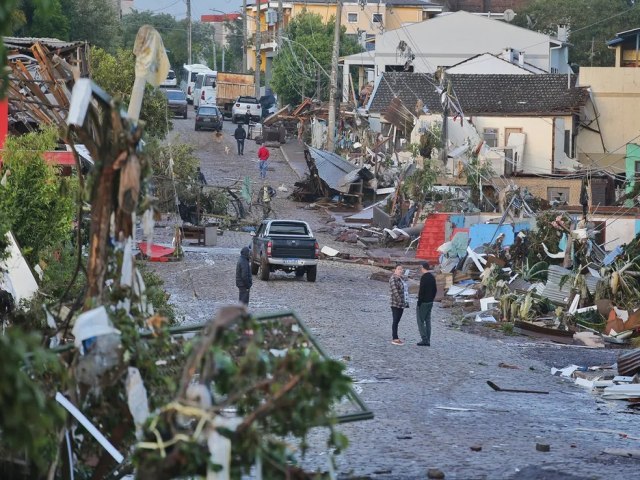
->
[257,145,270,179]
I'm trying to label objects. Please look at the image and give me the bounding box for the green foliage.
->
[10,0,69,39]
[66,0,120,50]
[514,0,640,67]
[223,19,244,73]
[90,47,171,139]
[271,10,362,105]
[140,266,176,324]
[463,149,494,208]
[0,128,78,266]
[39,243,85,301]
[403,159,440,202]
[134,312,352,478]
[526,211,571,264]
[0,328,65,472]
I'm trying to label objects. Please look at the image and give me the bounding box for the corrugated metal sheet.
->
[541,265,600,304]
[618,349,640,376]
[541,265,572,305]
[308,147,358,193]
[4,36,85,50]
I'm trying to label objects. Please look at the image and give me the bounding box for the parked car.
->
[250,220,319,282]
[160,69,177,88]
[231,96,261,123]
[259,92,277,118]
[195,105,223,131]
[163,89,187,119]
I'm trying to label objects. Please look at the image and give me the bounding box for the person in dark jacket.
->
[416,262,437,346]
[236,246,253,305]
[233,124,246,155]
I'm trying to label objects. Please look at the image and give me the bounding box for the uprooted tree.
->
[0,22,355,479]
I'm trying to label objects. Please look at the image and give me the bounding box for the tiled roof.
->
[368,72,589,116]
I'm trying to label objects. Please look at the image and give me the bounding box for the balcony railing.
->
[251,30,277,49]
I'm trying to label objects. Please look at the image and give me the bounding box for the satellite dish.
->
[504,9,515,22]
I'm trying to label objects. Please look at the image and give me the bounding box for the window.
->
[268,222,309,235]
[483,128,498,148]
[547,187,570,204]
[204,75,216,87]
[365,33,376,52]
[564,129,574,158]
[372,13,383,23]
[551,67,559,73]
[422,11,436,21]
[635,161,640,175]
[347,12,358,23]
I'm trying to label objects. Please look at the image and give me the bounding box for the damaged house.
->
[364,71,617,207]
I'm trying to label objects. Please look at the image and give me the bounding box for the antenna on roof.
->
[503,9,515,22]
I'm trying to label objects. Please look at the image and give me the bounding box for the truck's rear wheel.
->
[260,257,270,281]
[306,265,317,282]
[251,260,259,275]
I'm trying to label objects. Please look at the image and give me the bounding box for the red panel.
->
[43,151,76,166]
[416,213,449,264]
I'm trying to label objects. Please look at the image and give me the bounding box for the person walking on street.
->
[233,124,246,155]
[236,246,253,305]
[258,145,270,179]
[416,262,437,346]
[390,265,409,346]
[245,106,253,139]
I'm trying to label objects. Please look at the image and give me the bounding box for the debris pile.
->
[439,208,640,347]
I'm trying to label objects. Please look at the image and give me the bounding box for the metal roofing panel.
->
[308,147,358,193]
[4,36,85,50]
[541,265,572,306]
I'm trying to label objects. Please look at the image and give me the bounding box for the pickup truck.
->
[250,220,319,282]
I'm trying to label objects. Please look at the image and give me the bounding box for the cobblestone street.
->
[150,109,640,479]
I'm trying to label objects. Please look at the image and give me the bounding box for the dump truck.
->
[216,72,255,118]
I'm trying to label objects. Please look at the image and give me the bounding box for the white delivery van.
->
[193,71,218,109]
[180,64,213,104]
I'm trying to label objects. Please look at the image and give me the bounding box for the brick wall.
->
[445,0,534,13]
[509,177,582,206]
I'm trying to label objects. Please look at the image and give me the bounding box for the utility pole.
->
[186,0,192,64]
[277,0,284,48]
[255,0,262,98]
[327,0,342,152]
[212,35,217,70]
[242,0,248,73]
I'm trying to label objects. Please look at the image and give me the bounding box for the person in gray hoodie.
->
[236,246,253,305]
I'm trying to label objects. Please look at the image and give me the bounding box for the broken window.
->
[483,128,498,148]
[547,187,570,204]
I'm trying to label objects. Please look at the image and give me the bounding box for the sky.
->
[133,0,245,20]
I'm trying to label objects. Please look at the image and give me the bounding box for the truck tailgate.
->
[271,238,316,259]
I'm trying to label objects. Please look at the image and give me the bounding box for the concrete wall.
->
[470,116,559,174]
[374,11,565,75]
[600,217,638,249]
[577,67,640,174]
